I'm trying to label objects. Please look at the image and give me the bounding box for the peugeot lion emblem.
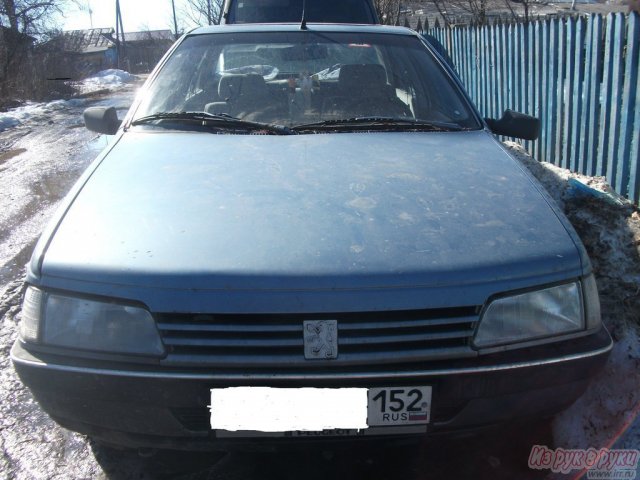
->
[303,320,338,360]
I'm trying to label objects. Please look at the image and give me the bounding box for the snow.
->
[505,141,640,452]
[0,99,87,133]
[0,70,137,133]
[553,329,640,448]
[76,69,137,94]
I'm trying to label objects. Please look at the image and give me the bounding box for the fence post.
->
[604,14,626,192]
[544,19,559,165]
[481,24,489,117]
[620,13,640,202]
[597,14,617,178]
[553,18,566,167]
[562,17,577,170]
[583,15,604,177]
[530,21,540,158]
[569,17,586,173]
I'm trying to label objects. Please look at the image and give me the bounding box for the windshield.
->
[227,0,377,24]
[133,31,481,131]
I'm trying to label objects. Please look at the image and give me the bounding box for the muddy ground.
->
[0,85,638,479]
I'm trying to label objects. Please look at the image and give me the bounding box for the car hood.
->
[38,130,583,311]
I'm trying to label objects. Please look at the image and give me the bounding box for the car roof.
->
[188,23,417,37]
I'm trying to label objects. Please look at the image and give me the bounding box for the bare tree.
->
[182,0,224,26]
[373,0,401,25]
[505,0,534,22]
[436,0,488,25]
[502,0,520,22]
[0,0,70,35]
[429,0,454,27]
[0,0,73,99]
[426,0,539,25]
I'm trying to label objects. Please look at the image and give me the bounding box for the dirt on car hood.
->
[33,130,584,312]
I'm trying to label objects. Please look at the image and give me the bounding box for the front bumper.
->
[11,326,612,450]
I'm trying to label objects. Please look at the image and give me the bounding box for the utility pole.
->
[171,0,179,37]
[87,1,93,28]
[207,0,212,24]
[115,0,126,68]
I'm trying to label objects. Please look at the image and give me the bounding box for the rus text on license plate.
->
[367,386,432,426]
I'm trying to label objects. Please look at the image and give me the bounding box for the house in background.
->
[121,30,174,73]
[45,28,117,79]
[43,28,174,78]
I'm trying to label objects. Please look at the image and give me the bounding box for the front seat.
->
[328,64,412,118]
[218,73,272,120]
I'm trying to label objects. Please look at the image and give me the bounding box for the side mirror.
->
[83,107,121,135]
[485,110,540,141]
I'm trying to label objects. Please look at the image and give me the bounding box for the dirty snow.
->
[505,142,640,455]
[0,99,87,133]
[76,69,137,94]
[0,70,137,133]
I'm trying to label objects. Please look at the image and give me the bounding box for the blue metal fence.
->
[425,13,640,204]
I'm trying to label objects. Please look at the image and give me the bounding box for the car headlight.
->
[19,286,165,357]
[473,278,600,349]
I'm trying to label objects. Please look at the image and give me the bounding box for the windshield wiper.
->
[292,117,466,133]
[131,112,295,135]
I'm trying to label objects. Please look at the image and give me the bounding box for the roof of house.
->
[58,28,115,54]
[122,30,174,43]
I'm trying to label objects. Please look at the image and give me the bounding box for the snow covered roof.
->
[58,28,115,54]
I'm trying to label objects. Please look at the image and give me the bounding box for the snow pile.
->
[0,99,86,133]
[77,69,137,94]
[0,70,137,132]
[505,141,640,450]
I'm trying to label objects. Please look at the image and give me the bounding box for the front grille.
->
[156,307,479,368]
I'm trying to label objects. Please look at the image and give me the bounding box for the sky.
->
[61,0,199,33]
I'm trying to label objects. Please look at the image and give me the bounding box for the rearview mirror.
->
[485,110,540,141]
[83,107,121,135]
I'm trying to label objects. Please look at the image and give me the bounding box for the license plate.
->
[367,386,432,426]
[210,386,432,434]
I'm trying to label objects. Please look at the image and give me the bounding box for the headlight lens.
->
[474,282,584,348]
[19,286,165,357]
